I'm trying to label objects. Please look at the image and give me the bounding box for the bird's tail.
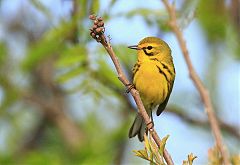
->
[128,111,152,142]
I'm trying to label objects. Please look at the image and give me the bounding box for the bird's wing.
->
[156,80,174,116]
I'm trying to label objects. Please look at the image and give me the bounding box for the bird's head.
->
[128,37,172,62]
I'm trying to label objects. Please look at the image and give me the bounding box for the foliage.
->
[182,153,197,165]
[133,134,170,165]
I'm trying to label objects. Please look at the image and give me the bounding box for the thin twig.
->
[23,58,84,149]
[166,107,240,139]
[89,15,174,165]
[161,1,230,164]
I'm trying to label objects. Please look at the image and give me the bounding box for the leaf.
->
[188,153,197,165]
[182,153,197,165]
[149,150,154,164]
[55,46,87,68]
[124,8,163,18]
[30,0,52,19]
[232,154,240,165]
[144,134,151,153]
[96,59,122,89]
[90,0,99,14]
[22,20,76,71]
[148,134,163,165]
[198,0,228,42]
[0,77,19,112]
[150,161,158,165]
[182,160,188,165]
[133,150,149,161]
[208,146,222,165]
[0,43,7,65]
[159,135,170,157]
[109,0,117,7]
[56,67,85,84]
[56,55,86,68]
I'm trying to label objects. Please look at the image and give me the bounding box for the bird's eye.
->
[147,46,153,50]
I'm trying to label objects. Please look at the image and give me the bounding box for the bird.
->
[128,37,175,142]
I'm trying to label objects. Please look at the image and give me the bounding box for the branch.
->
[89,15,174,165]
[161,1,230,164]
[166,107,240,139]
[17,116,46,153]
[23,58,84,150]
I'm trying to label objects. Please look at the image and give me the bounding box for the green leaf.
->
[232,154,240,165]
[30,0,52,19]
[109,0,117,7]
[148,134,163,165]
[208,146,222,165]
[182,160,188,165]
[198,0,228,42]
[0,77,19,112]
[159,135,170,156]
[56,67,85,83]
[56,46,87,68]
[133,150,149,161]
[0,43,7,65]
[22,20,76,71]
[124,8,163,18]
[96,59,122,89]
[150,161,158,165]
[144,134,151,153]
[90,0,99,14]
[150,152,154,164]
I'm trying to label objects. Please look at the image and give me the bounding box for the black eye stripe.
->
[147,46,153,50]
[142,46,154,56]
[143,49,153,56]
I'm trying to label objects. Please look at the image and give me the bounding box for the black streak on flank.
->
[160,62,174,75]
[150,58,174,76]
[156,65,171,91]
[156,65,169,85]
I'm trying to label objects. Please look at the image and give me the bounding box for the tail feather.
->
[129,113,143,139]
[138,121,146,141]
[129,111,152,142]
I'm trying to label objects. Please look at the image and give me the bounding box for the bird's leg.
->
[125,83,135,93]
[146,121,154,131]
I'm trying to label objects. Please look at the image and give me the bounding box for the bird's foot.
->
[147,121,154,130]
[125,83,135,93]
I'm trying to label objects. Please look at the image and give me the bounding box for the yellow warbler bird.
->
[128,37,175,141]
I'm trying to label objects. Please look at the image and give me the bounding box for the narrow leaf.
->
[149,134,163,164]
[182,160,188,165]
[30,0,52,19]
[188,153,197,165]
[144,134,151,153]
[159,135,170,156]
[56,46,87,68]
[133,150,149,161]
[56,67,85,83]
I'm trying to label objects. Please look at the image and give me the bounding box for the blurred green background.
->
[0,0,239,164]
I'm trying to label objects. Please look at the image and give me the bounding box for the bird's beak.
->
[128,45,141,50]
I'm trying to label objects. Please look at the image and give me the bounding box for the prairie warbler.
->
[128,37,175,141]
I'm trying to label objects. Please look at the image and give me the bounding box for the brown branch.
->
[23,58,84,150]
[89,15,174,165]
[166,107,240,139]
[17,116,47,153]
[161,1,230,164]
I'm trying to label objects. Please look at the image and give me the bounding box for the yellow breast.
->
[133,61,169,109]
